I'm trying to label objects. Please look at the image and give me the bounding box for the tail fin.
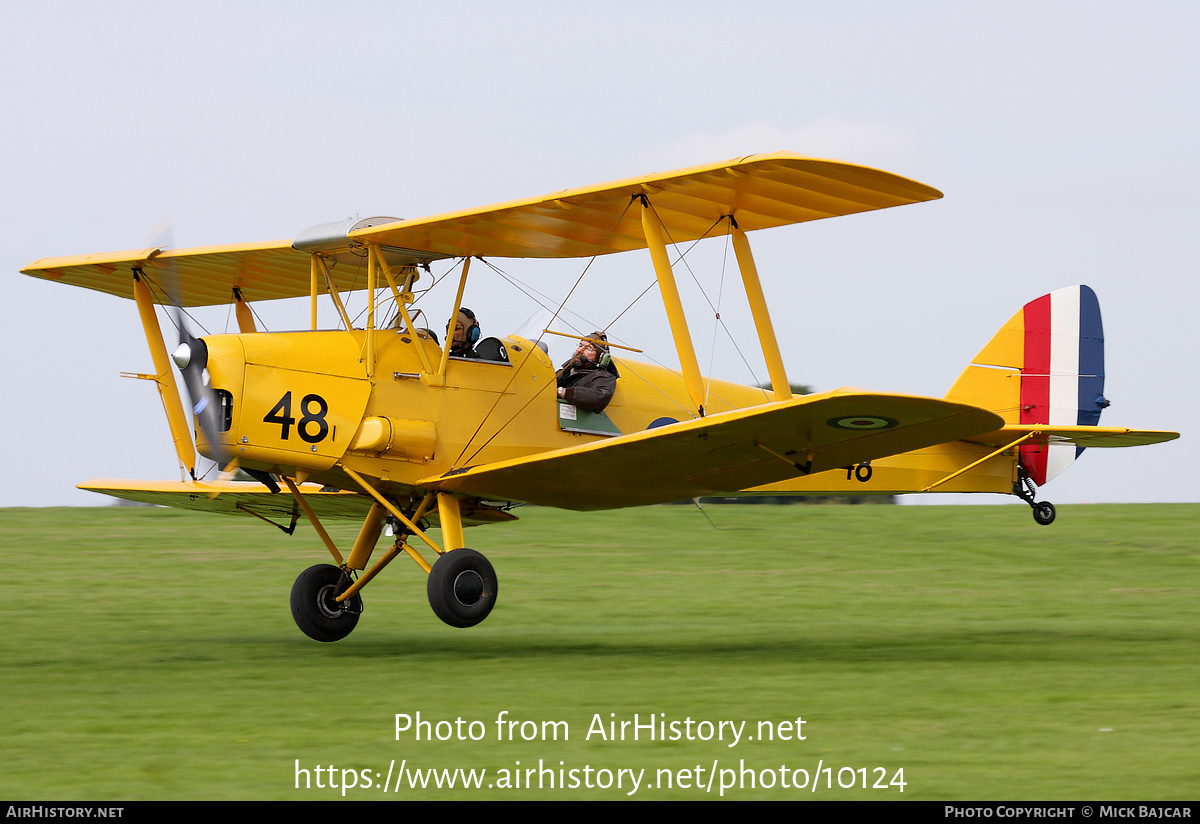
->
[946,285,1108,485]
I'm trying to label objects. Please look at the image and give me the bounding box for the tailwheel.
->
[290,564,363,642]
[427,549,497,628]
[1032,501,1057,526]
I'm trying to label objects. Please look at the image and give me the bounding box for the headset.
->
[449,307,481,346]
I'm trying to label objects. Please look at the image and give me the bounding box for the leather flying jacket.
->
[556,359,618,412]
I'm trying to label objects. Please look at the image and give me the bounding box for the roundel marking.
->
[648,416,679,429]
[827,416,899,431]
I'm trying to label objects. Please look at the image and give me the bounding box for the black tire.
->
[290,564,362,642]
[427,549,497,628]
[1033,502,1057,526]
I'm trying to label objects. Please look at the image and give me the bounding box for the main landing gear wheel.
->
[290,564,362,642]
[427,548,497,628]
[1032,502,1057,526]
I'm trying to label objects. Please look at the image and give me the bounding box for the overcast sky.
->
[3,1,1195,507]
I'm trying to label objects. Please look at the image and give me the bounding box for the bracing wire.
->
[137,271,212,337]
[454,198,637,467]
[642,205,768,394]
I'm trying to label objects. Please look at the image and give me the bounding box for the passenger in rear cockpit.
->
[556,331,617,412]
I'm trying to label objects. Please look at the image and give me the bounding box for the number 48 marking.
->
[263,391,329,444]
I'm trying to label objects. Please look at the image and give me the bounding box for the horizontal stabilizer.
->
[969,425,1180,449]
[420,390,1004,510]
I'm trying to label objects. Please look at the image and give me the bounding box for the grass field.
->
[1,502,1196,800]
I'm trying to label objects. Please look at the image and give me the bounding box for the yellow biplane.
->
[22,152,1178,641]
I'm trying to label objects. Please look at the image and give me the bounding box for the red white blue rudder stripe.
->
[1019,285,1107,485]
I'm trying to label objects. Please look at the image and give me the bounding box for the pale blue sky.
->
[4,1,1195,506]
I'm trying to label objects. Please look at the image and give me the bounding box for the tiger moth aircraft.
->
[22,152,1178,642]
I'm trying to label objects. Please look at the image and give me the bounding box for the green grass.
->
[1,503,1197,799]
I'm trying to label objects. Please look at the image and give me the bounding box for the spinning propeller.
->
[146,219,234,479]
[169,312,230,472]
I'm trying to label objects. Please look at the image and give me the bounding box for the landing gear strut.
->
[285,475,502,640]
[1015,466,1056,526]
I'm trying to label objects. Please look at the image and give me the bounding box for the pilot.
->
[556,331,618,412]
[449,307,481,358]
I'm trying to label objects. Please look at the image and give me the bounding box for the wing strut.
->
[313,254,353,331]
[233,288,257,333]
[640,201,795,413]
[731,221,792,403]
[131,272,196,479]
[365,244,378,379]
[640,195,706,417]
[434,257,472,385]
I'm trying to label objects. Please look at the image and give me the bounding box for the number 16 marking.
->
[845,461,873,482]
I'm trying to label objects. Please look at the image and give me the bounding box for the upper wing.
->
[22,239,315,308]
[969,425,1180,448]
[352,151,942,259]
[419,390,1002,510]
[22,152,941,306]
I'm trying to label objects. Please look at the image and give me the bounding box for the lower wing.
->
[420,389,1005,510]
[78,479,518,526]
[79,479,371,520]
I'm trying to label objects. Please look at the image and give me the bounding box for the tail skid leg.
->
[1014,464,1056,525]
